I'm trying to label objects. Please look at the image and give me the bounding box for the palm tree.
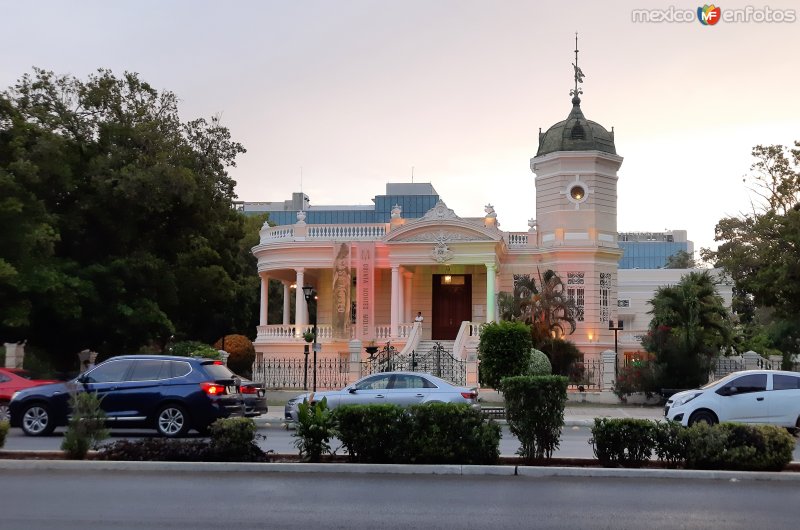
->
[497,269,577,343]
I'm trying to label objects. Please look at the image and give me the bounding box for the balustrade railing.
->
[506,232,529,247]
[261,226,294,242]
[307,224,386,240]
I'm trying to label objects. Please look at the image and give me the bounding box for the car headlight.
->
[672,392,703,408]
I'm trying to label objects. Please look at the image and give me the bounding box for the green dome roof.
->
[536,96,616,157]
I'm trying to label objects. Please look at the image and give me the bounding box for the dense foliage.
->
[333,403,500,465]
[590,418,795,471]
[168,340,221,360]
[643,271,732,390]
[528,348,552,376]
[477,321,532,388]
[293,397,335,462]
[501,375,568,461]
[0,68,260,369]
[704,143,800,363]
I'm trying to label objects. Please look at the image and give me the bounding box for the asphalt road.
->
[1,469,797,529]
[5,425,800,460]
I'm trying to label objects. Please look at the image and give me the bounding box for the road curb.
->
[1,458,799,480]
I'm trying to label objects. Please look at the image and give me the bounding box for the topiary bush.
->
[406,403,500,465]
[501,375,568,461]
[478,321,533,389]
[61,391,109,460]
[0,420,8,448]
[334,404,411,463]
[214,334,256,377]
[682,422,795,471]
[528,348,552,376]
[590,418,655,467]
[208,417,265,462]
[537,338,582,377]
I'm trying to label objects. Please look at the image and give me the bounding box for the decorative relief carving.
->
[431,233,455,263]
[403,231,484,242]
[421,200,459,221]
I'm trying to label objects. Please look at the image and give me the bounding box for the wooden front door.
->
[432,274,472,340]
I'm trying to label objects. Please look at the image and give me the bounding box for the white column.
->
[282,282,291,325]
[259,275,269,326]
[403,271,413,323]
[390,265,400,338]
[485,263,496,323]
[295,268,306,335]
[398,268,405,325]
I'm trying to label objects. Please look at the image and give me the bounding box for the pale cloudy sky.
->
[2,0,798,253]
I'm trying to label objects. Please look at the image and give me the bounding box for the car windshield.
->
[700,372,741,389]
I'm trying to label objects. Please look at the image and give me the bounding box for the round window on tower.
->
[570,185,586,201]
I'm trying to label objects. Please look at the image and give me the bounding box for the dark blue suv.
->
[9,355,246,437]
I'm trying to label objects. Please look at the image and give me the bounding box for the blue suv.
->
[9,355,246,437]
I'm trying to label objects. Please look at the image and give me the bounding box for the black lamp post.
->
[302,285,318,392]
[608,319,624,354]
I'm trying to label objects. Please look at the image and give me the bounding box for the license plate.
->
[227,386,237,394]
[258,390,265,397]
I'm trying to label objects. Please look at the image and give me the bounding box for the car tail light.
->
[200,382,227,395]
[240,385,259,395]
[461,391,478,400]
[212,360,223,365]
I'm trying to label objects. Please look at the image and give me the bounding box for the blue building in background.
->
[618,231,694,269]
[237,183,440,225]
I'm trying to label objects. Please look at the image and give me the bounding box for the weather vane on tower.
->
[570,32,584,99]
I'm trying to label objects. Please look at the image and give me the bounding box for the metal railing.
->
[252,357,349,390]
[565,358,603,390]
[359,341,467,386]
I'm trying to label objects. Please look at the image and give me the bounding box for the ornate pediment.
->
[420,200,459,221]
[401,230,485,243]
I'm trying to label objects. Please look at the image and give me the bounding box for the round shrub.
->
[214,334,256,377]
[529,348,552,376]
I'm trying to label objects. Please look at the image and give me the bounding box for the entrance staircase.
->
[414,340,455,357]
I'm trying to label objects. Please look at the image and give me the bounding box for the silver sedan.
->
[284,371,479,422]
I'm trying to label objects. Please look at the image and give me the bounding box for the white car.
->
[285,371,479,422]
[665,369,800,428]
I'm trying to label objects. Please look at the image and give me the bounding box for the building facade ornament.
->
[296,210,307,224]
[430,232,455,263]
[390,204,402,219]
[421,200,459,221]
[402,230,485,243]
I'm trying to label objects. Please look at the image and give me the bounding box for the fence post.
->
[601,350,617,391]
[742,350,761,370]
[348,339,362,385]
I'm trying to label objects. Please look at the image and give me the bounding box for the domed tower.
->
[530,35,623,348]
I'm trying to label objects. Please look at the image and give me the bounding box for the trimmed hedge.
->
[502,375,568,460]
[99,417,267,462]
[0,420,8,448]
[334,403,500,465]
[478,321,532,389]
[590,418,795,471]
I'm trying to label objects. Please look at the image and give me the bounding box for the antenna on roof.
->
[411,166,415,183]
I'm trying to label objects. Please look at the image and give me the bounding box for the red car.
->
[0,368,59,422]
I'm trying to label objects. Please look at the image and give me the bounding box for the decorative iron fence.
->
[252,357,349,390]
[360,342,467,386]
[565,358,603,390]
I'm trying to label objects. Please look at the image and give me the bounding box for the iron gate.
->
[360,342,467,386]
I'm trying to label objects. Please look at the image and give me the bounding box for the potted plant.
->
[364,340,379,355]
[302,330,315,343]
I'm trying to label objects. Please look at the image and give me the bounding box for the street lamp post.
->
[302,285,318,392]
[608,319,623,354]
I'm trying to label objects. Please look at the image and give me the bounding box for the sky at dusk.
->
[2,0,798,254]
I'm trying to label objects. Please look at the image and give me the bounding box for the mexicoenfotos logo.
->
[632,5,797,23]
[697,4,721,25]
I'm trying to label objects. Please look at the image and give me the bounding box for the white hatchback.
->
[665,369,800,429]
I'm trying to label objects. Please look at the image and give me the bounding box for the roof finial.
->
[570,32,584,104]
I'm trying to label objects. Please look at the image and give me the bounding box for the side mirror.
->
[348,388,357,394]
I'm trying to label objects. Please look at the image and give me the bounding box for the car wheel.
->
[156,404,190,437]
[0,401,9,422]
[688,410,717,426]
[21,403,56,436]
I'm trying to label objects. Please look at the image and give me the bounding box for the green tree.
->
[497,269,577,346]
[703,143,800,362]
[665,250,696,269]
[644,271,732,389]
[0,68,250,368]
